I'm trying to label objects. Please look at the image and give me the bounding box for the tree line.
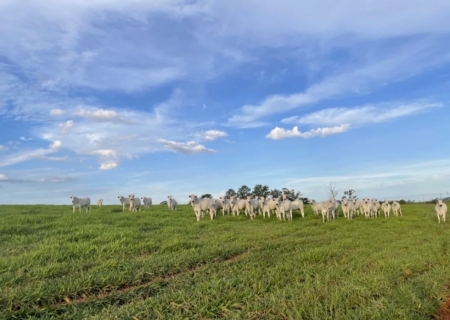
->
[201,184,304,201]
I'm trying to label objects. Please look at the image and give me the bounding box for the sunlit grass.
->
[0,202,449,319]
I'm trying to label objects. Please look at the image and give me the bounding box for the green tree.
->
[282,188,302,200]
[201,194,212,199]
[252,184,270,198]
[270,188,282,198]
[237,185,251,199]
[225,189,237,198]
[343,189,356,199]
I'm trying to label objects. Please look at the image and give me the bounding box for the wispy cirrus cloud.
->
[0,145,8,151]
[159,139,215,154]
[266,124,350,140]
[0,140,62,167]
[282,101,442,126]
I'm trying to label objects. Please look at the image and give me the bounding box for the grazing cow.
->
[391,200,402,217]
[168,195,178,211]
[128,194,141,212]
[309,199,320,215]
[371,198,380,217]
[70,196,91,213]
[381,200,391,218]
[435,199,447,223]
[362,198,372,218]
[118,195,130,212]
[140,197,152,209]
[96,199,103,207]
[341,197,351,219]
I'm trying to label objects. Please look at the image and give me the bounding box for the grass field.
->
[1,203,450,319]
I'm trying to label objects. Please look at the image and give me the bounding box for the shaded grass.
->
[0,203,449,319]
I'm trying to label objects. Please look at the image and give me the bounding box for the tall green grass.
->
[0,203,449,319]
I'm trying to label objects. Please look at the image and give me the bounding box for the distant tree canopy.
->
[227,185,304,200]
[225,189,237,198]
[270,188,282,198]
[252,184,270,198]
[343,189,357,199]
[201,194,212,199]
[281,188,302,200]
[237,185,251,199]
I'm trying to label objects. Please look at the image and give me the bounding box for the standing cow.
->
[70,196,91,213]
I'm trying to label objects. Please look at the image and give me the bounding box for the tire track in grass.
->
[6,249,249,319]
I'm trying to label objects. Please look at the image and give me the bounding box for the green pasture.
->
[0,203,449,319]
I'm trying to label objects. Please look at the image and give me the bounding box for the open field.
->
[1,203,450,319]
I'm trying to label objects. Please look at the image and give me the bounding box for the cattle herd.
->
[69,194,448,223]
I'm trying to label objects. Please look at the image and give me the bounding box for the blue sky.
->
[1,0,450,205]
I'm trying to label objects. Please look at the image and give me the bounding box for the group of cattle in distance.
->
[188,195,405,222]
[69,195,448,223]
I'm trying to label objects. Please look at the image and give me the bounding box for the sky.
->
[1,0,450,205]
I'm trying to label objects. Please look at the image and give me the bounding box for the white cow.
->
[128,194,141,212]
[168,195,178,211]
[244,196,261,220]
[351,198,361,216]
[212,198,223,215]
[276,199,293,221]
[140,197,152,209]
[70,196,91,213]
[371,198,380,217]
[341,198,351,219]
[190,194,213,220]
[318,200,335,222]
[96,199,103,207]
[391,200,402,217]
[290,199,305,218]
[309,199,320,215]
[231,197,247,216]
[118,196,130,212]
[381,200,391,218]
[219,196,231,215]
[261,198,272,218]
[362,198,372,218]
[435,199,447,223]
[189,194,215,217]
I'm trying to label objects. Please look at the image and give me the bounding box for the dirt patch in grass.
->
[437,297,450,320]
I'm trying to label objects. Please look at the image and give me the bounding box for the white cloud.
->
[0,145,7,151]
[283,101,442,126]
[266,124,349,140]
[74,109,131,123]
[59,120,74,134]
[50,140,62,151]
[90,149,118,170]
[91,149,117,157]
[50,108,66,116]
[19,137,33,141]
[0,174,7,181]
[197,130,228,141]
[99,162,118,170]
[159,139,215,154]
